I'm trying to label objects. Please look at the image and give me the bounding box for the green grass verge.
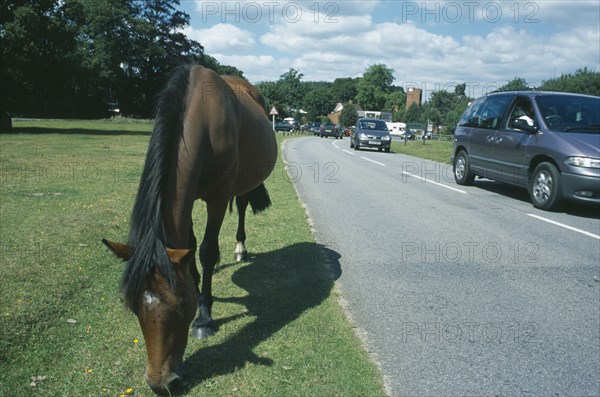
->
[391,138,453,164]
[0,119,386,397]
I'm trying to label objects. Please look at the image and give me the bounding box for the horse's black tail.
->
[229,183,272,214]
[247,183,272,214]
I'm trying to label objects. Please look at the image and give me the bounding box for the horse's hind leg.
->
[192,198,228,340]
[188,223,200,293]
[234,194,250,262]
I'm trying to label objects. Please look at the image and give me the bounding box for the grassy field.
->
[0,119,387,397]
[391,138,454,164]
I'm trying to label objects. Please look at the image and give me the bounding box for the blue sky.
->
[179,1,600,99]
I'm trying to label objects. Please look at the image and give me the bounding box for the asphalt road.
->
[282,136,600,397]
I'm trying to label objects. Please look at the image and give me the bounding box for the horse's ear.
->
[102,239,134,261]
[166,248,193,266]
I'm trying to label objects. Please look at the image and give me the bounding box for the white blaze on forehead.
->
[144,291,161,309]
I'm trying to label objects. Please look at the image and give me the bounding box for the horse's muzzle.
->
[145,371,182,395]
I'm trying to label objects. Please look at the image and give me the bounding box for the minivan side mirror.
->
[510,118,538,133]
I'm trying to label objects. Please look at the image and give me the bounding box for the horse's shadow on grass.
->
[180,242,341,394]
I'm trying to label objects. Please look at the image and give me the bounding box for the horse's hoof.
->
[235,251,248,262]
[192,325,215,340]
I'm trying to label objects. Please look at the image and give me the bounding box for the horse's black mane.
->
[120,64,192,311]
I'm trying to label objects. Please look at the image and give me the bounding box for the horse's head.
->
[102,239,197,395]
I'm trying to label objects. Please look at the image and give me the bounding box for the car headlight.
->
[359,133,368,140]
[382,135,391,141]
[565,156,600,168]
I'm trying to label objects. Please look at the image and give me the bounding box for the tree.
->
[67,0,137,116]
[255,81,280,110]
[496,77,530,92]
[454,83,467,98]
[124,0,204,115]
[418,87,472,133]
[384,90,407,113]
[428,90,458,130]
[319,115,332,124]
[331,77,358,102]
[404,103,423,122]
[339,104,359,127]
[199,54,244,77]
[1,0,82,117]
[303,87,336,121]
[276,68,305,110]
[356,64,395,110]
[1,0,208,118]
[540,67,600,96]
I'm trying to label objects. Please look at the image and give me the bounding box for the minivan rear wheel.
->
[454,150,475,185]
[530,162,561,210]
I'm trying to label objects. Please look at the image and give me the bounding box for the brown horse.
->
[102,64,277,394]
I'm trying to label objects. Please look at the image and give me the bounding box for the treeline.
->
[1,0,241,119]
[258,66,599,132]
[3,1,598,126]
[255,65,406,125]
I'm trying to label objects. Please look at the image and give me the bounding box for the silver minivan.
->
[452,91,600,210]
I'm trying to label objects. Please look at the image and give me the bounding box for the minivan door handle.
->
[486,135,495,143]
[495,137,503,144]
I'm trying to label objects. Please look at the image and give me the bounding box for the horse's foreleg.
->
[234,195,250,262]
[192,198,227,340]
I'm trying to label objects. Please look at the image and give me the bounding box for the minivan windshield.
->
[536,94,600,133]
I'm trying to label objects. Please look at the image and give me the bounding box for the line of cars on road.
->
[307,118,393,152]
[310,90,599,211]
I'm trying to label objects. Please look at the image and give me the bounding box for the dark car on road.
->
[403,130,415,140]
[350,118,391,152]
[320,123,342,139]
[304,122,321,135]
[275,121,294,132]
[452,90,600,210]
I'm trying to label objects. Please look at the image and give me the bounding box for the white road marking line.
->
[527,214,600,240]
[361,156,386,166]
[400,171,467,194]
[343,149,355,156]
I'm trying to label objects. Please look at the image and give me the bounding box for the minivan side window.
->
[505,97,537,129]
[459,95,513,129]
[476,95,514,129]
[458,97,485,127]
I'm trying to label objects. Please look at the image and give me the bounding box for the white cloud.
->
[209,54,278,82]
[183,0,599,95]
[182,23,255,53]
